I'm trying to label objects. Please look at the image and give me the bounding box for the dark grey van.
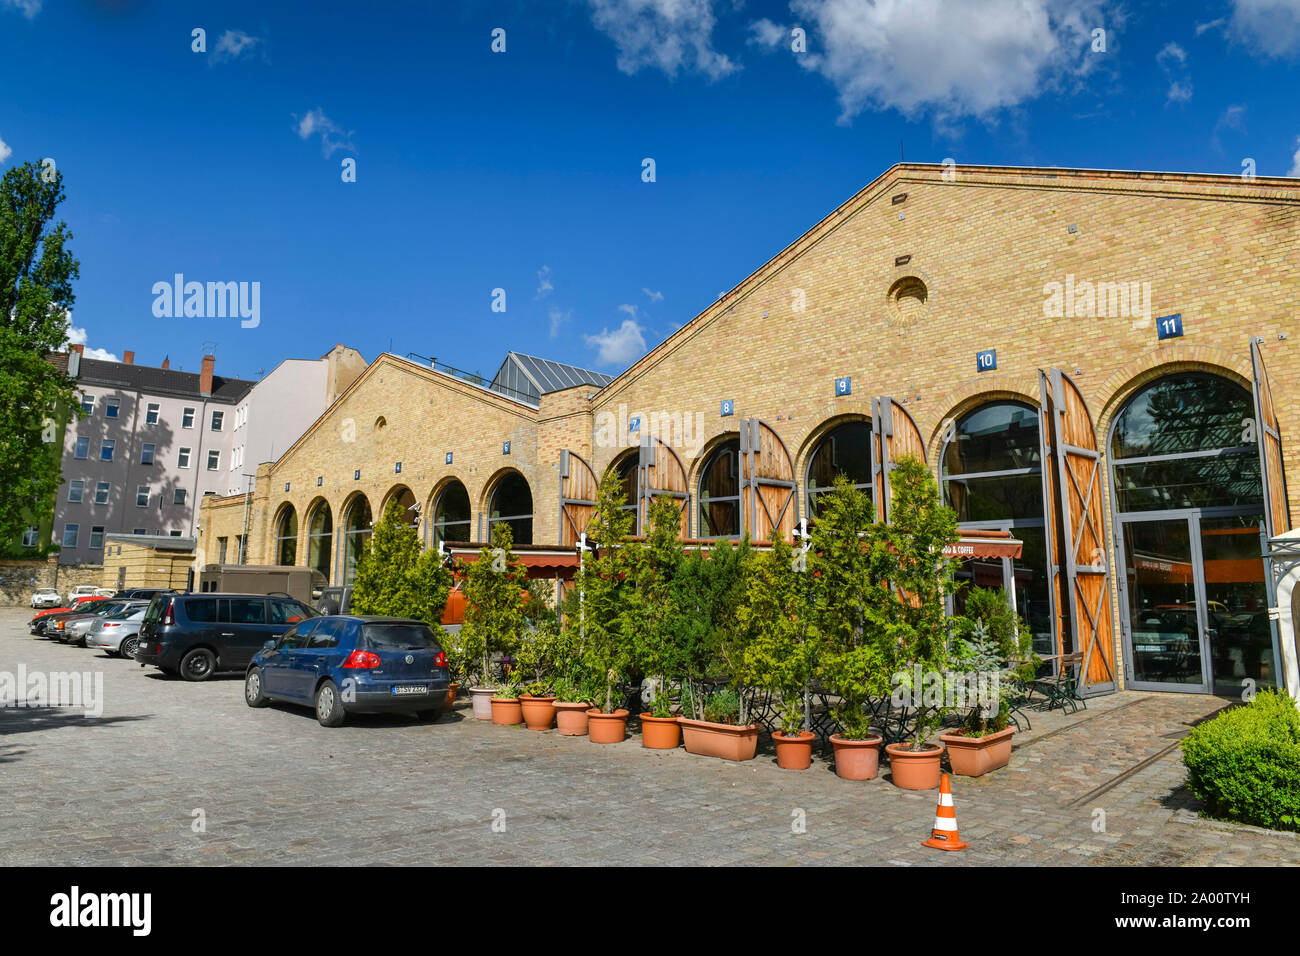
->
[135,592,318,681]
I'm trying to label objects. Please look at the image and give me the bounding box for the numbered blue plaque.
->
[1156,314,1183,340]
[835,377,852,396]
[720,400,734,417]
[976,349,997,372]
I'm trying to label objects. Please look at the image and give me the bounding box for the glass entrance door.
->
[1121,517,1207,691]
[1120,512,1276,695]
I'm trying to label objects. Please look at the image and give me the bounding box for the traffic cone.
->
[922,773,969,851]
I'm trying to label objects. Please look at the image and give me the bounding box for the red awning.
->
[446,543,582,580]
[942,528,1023,560]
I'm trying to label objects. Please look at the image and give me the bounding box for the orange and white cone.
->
[922,773,969,851]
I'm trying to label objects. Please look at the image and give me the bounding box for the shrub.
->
[1181,690,1300,832]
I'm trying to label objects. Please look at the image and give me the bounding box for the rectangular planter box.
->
[938,725,1015,777]
[679,717,760,761]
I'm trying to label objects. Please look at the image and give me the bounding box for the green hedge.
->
[1181,690,1300,832]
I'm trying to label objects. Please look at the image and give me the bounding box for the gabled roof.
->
[77,358,255,404]
[491,351,614,398]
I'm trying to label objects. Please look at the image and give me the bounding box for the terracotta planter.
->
[519,695,557,731]
[829,734,883,780]
[885,742,945,790]
[639,713,682,750]
[773,730,816,770]
[939,725,1016,777]
[469,687,495,720]
[586,709,629,744]
[679,717,760,761]
[490,697,523,726]
[446,682,460,708]
[554,701,592,736]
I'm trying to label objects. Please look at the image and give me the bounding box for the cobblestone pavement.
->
[1,607,1296,866]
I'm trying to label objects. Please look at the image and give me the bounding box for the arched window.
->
[698,439,740,538]
[432,481,471,547]
[275,506,298,566]
[805,420,872,518]
[1109,372,1261,513]
[306,501,332,581]
[613,452,639,517]
[488,472,532,544]
[1110,372,1272,694]
[940,401,1050,653]
[384,486,418,529]
[342,496,372,585]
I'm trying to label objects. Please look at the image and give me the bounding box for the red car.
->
[29,594,111,635]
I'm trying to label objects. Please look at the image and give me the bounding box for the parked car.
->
[113,587,174,601]
[86,602,151,658]
[29,594,112,635]
[65,585,99,605]
[134,592,318,681]
[315,586,352,615]
[245,617,451,727]
[53,599,149,646]
[30,588,62,609]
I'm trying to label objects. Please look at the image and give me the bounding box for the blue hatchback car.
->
[245,616,451,727]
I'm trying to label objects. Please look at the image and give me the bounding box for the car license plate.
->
[391,685,429,696]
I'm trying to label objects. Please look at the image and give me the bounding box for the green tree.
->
[350,498,453,626]
[0,160,80,552]
[670,538,752,720]
[460,521,527,690]
[624,496,686,717]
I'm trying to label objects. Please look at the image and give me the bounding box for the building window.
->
[211,410,224,431]
[67,480,84,503]
[170,530,183,537]
[178,447,191,468]
[805,420,873,518]
[146,402,160,424]
[207,450,220,471]
[174,488,187,506]
[133,528,146,536]
[136,485,149,507]
[182,407,195,428]
[431,481,472,548]
[94,481,110,504]
[100,439,115,461]
[80,395,94,415]
[217,537,228,564]
[342,497,373,585]
[697,440,741,538]
[89,526,105,549]
[307,502,333,581]
[74,436,89,459]
[61,524,79,548]
[275,506,298,565]
[105,397,120,419]
[487,472,533,545]
[22,526,39,548]
[141,443,155,465]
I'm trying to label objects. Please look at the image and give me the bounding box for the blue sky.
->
[1,0,1297,383]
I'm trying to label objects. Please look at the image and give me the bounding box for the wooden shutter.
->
[740,419,797,543]
[1036,372,1064,659]
[1040,368,1115,695]
[1251,338,1290,536]
[558,450,598,547]
[638,436,690,538]
[871,397,926,522]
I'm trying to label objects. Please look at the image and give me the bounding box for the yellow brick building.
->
[199,163,1300,698]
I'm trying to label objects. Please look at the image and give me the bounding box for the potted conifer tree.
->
[460,521,527,722]
[627,497,688,750]
[580,469,636,744]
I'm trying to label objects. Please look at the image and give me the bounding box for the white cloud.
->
[548,307,572,339]
[1195,17,1227,36]
[536,266,554,300]
[748,17,787,48]
[643,287,663,302]
[586,0,738,79]
[1156,42,1186,67]
[1228,0,1300,58]
[1288,136,1300,177]
[1166,81,1193,104]
[617,303,639,317]
[1157,42,1192,105]
[1,0,41,18]
[67,325,119,362]
[584,318,647,366]
[785,0,1114,124]
[213,29,264,63]
[0,135,11,164]
[293,108,355,157]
